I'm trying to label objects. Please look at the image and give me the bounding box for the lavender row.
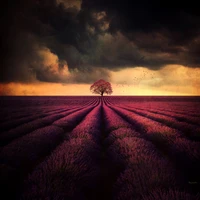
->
[110,105,200,194]
[21,105,102,199]
[103,104,193,199]
[0,125,64,199]
[110,105,200,162]
[116,105,200,140]
[120,103,200,127]
[0,106,72,132]
[0,104,100,199]
[152,107,200,126]
[0,97,99,143]
[0,105,73,131]
[0,106,65,123]
[0,96,99,108]
[104,97,200,117]
[155,106,200,118]
[53,106,95,130]
[0,106,89,146]
[0,96,99,124]
[0,105,97,168]
[0,113,48,132]
[0,126,64,169]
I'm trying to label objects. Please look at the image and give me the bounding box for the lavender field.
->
[0,96,200,200]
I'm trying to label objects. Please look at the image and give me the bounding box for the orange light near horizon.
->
[1,65,200,96]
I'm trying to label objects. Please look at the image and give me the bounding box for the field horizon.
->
[0,96,200,200]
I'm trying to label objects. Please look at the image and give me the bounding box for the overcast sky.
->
[1,0,200,95]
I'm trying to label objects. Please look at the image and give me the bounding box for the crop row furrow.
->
[0,106,74,131]
[117,105,200,140]
[0,106,66,123]
[155,107,200,118]
[0,97,99,134]
[0,97,98,123]
[123,105,200,127]
[0,106,96,169]
[104,98,200,117]
[0,106,91,146]
[0,113,48,132]
[20,104,102,200]
[109,105,200,194]
[0,102,100,199]
[103,104,193,200]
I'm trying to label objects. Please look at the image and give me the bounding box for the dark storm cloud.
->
[82,0,200,66]
[0,0,101,83]
[1,0,200,83]
[83,0,200,34]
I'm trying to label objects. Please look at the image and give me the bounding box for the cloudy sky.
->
[1,0,200,95]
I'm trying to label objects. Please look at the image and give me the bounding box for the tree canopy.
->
[90,79,113,96]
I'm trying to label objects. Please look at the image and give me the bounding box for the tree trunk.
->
[101,92,104,96]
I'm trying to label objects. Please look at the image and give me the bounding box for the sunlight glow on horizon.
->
[1,65,200,96]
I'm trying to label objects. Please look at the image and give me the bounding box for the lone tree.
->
[90,79,113,96]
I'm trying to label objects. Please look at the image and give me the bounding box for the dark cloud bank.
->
[1,0,200,84]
